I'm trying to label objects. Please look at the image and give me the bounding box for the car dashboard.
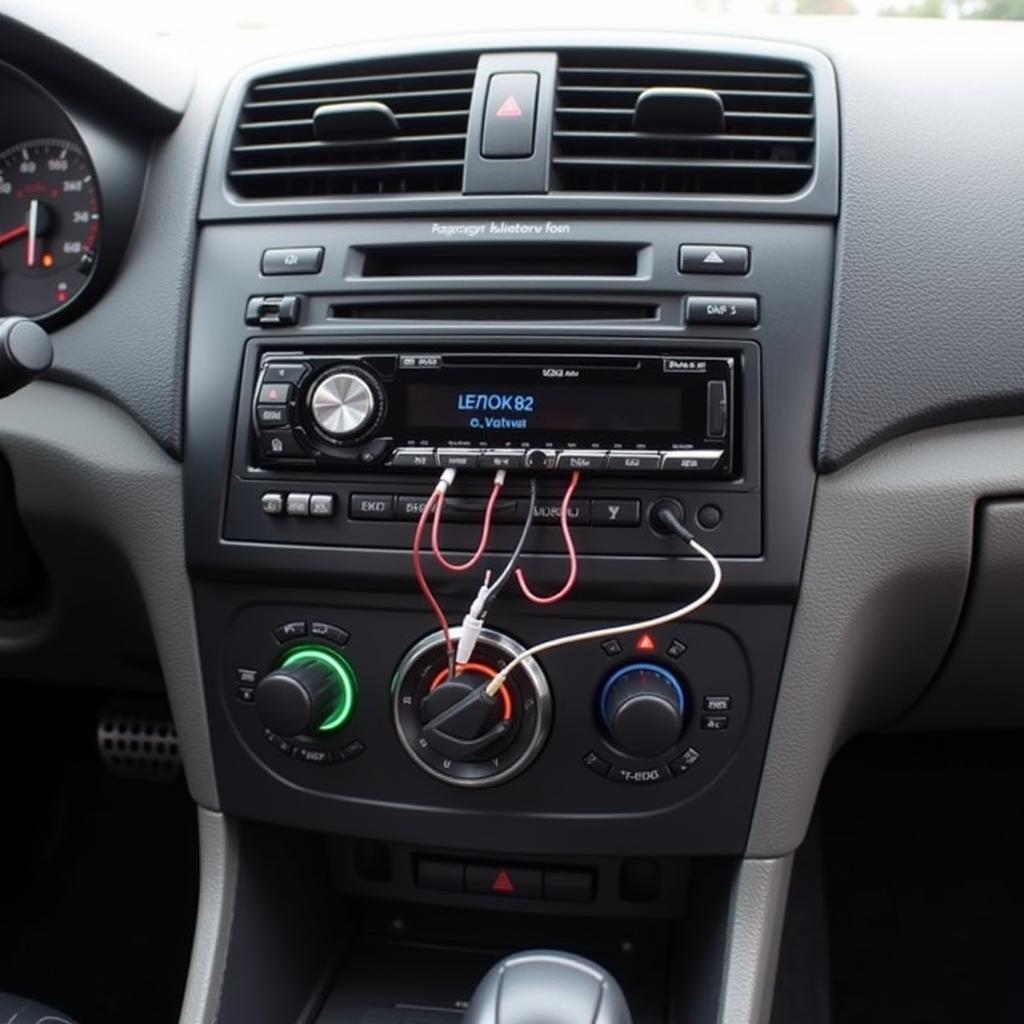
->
[0,8,1023,1024]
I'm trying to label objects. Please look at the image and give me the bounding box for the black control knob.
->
[254,646,358,738]
[419,671,510,760]
[600,663,686,759]
[0,318,53,398]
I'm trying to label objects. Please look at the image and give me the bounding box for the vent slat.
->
[552,49,815,196]
[228,56,475,199]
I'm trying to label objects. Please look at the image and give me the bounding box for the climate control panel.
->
[205,599,768,854]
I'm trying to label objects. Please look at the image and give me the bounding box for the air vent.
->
[228,54,477,199]
[553,50,815,196]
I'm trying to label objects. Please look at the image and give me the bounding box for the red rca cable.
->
[430,471,504,572]
[515,470,580,605]
[412,488,454,665]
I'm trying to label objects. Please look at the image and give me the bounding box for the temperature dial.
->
[255,645,358,737]
[600,663,686,759]
[310,370,378,440]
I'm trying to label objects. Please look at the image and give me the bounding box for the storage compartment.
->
[900,498,1024,730]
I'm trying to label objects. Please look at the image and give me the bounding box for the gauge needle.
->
[0,223,28,247]
[26,199,39,268]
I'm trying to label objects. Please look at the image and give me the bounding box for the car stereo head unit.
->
[252,351,736,476]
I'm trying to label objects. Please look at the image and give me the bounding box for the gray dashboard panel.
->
[0,382,217,808]
[748,416,1024,857]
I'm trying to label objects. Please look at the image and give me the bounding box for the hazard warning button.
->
[482,72,539,159]
[466,862,543,899]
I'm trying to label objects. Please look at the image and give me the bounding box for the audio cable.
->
[485,502,722,699]
[431,469,506,572]
[514,470,580,606]
[412,468,458,674]
[453,476,538,667]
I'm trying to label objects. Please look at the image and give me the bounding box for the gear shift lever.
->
[463,951,633,1024]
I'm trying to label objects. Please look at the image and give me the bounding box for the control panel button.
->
[481,72,539,158]
[286,493,311,517]
[707,380,729,438]
[273,621,307,643]
[556,451,607,471]
[531,498,589,525]
[260,492,284,516]
[697,504,724,530]
[584,750,612,776]
[389,448,438,469]
[416,858,464,893]
[236,685,255,703]
[685,295,759,326]
[679,244,750,274]
[701,715,730,731]
[236,667,259,685]
[436,449,480,469]
[257,383,292,405]
[291,744,332,765]
[256,405,289,427]
[480,450,525,470]
[339,739,365,760]
[660,450,723,471]
[246,295,301,327]
[544,869,595,903]
[606,451,661,472]
[670,747,701,775]
[309,494,335,518]
[600,639,623,657]
[257,429,305,458]
[261,362,308,385]
[395,495,430,521]
[466,863,542,899]
[310,622,350,646]
[261,246,324,275]
[666,639,687,660]
[349,494,394,520]
[591,500,641,527]
[704,696,732,712]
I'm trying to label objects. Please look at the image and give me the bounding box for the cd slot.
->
[355,242,643,278]
[327,297,660,322]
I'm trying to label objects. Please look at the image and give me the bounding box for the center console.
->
[183,37,838,1023]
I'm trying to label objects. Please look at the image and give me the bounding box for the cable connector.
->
[455,580,491,666]
[435,467,457,495]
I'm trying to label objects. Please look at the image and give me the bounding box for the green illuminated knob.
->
[255,645,357,737]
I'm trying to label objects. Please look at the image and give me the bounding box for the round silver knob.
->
[310,371,376,438]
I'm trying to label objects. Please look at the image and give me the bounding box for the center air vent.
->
[552,50,815,196]
[228,54,476,199]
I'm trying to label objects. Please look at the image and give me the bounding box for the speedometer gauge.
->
[0,138,100,319]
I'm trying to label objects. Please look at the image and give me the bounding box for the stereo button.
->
[556,451,607,471]
[480,450,525,470]
[390,448,438,469]
[437,449,480,469]
[261,246,324,275]
[680,245,750,274]
[606,451,661,472]
[258,430,305,458]
[685,295,759,326]
[262,362,308,385]
[286,493,311,517]
[349,494,394,520]
[660,450,724,471]
[260,492,285,516]
[256,405,288,427]
[258,383,291,405]
[396,496,431,521]
[707,380,729,439]
[309,494,335,518]
[591,500,641,527]
[531,499,589,525]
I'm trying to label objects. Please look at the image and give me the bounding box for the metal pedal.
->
[97,705,181,782]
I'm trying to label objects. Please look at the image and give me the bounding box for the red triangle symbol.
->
[636,633,656,652]
[491,869,516,894]
[495,95,523,118]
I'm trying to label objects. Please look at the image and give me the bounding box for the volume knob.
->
[310,371,377,439]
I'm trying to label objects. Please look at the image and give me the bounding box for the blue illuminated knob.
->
[600,663,686,758]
